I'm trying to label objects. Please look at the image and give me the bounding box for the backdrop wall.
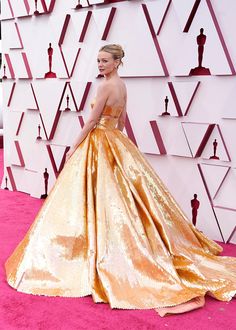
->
[1,0,236,243]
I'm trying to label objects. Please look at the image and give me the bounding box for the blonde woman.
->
[5,44,236,317]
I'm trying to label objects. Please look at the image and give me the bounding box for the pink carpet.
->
[0,150,235,330]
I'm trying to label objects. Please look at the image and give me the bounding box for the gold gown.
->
[5,103,236,310]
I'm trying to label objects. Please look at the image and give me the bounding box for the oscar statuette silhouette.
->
[34,0,40,15]
[209,139,219,160]
[41,168,49,199]
[189,28,211,76]
[2,64,7,80]
[191,194,200,226]
[161,96,170,116]
[4,177,9,190]
[64,95,71,111]
[75,1,83,9]
[37,124,42,140]
[44,43,57,78]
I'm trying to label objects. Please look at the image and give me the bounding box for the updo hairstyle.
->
[99,44,125,67]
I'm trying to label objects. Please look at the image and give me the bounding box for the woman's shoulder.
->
[110,79,127,93]
[98,78,126,98]
[101,77,125,86]
[98,80,114,91]
[96,81,112,96]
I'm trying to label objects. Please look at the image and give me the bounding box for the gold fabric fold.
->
[5,108,236,309]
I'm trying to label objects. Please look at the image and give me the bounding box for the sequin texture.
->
[5,104,236,309]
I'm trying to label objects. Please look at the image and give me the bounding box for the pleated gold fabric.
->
[5,104,236,309]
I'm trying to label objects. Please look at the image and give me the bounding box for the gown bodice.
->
[91,101,124,129]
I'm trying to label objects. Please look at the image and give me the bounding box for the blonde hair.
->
[99,44,125,66]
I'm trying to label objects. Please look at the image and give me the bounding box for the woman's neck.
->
[104,69,119,80]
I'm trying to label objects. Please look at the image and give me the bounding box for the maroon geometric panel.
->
[16,113,25,136]
[213,167,236,212]
[7,82,36,110]
[23,0,30,15]
[157,0,172,35]
[92,7,117,42]
[6,167,17,191]
[142,4,169,77]
[6,0,14,18]
[4,54,15,79]
[182,0,235,74]
[78,0,126,8]
[79,82,92,111]
[46,145,70,178]
[227,226,236,243]
[58,14,81,78]
[194,124,215,158]
[79,11,93,42]
[39,0,57,14]
[182,0,201,32]
[5,0,30,18]
[197,163,225,242]
[37,82,92,141]
[29,84,40,110]
[125,115,137,146]
[40,112,58,141]
[149,121,167,154]
[44,0,57,13]
[78,116,85,128]
[58,82,79,112]
[10,23,24,49]
[60,48,81,78]
[7,82,16,107]
[101,7,116,40]
[167,81,200,116]
[144,0,172,35]
[182,123,231,160]
[28,82,60,140]
[206,0,235,74]
[198,163,230,204]
[198,164,236,242]
[58,82,92,112]
[12,141,25,167]
[5,51,33,80]
[6,0,57,17]
[21,52,33,79]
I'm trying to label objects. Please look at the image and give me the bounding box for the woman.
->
[5,44,236,317]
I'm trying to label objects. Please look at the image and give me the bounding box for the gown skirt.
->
[5,113,236,310]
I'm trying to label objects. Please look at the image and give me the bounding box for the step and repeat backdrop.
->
[1,0,236,243]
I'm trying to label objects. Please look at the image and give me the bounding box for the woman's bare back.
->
[102,78,127,110]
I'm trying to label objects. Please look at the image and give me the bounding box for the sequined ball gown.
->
[5,101,236,312]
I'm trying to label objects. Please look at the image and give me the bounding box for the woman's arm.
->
[66,83,110,161]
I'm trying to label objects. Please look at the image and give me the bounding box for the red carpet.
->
[0,150,235,329]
